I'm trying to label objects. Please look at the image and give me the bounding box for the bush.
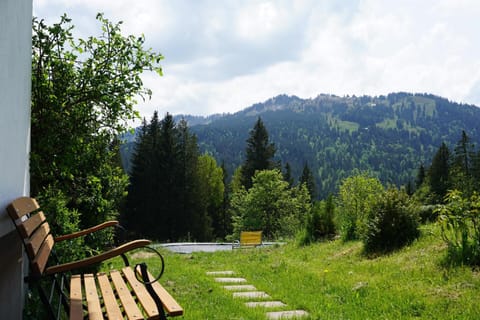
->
[361,188,420,254]
[437,190,480,266]
[36,186,86,263]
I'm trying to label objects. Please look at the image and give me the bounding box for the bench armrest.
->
[45,239,152,275]
[232,240,240,249]
[54,220,120,242]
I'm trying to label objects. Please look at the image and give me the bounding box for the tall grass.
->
[105,224,480,319]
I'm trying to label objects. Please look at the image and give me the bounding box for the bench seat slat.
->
[70,275,84,320]
[146,269,184,316]
[110,270,144,320]
[122,267,159,318]
[84,274,104,320]
[97,273,123,320]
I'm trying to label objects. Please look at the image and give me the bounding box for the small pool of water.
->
[155,242,233,254]
[154,242,281,254]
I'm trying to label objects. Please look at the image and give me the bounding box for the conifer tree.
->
[240,117,276,189]
[453,130,475,176]
[451,130,476,195]
[415,163,426,189]
[300,162,317,200]
[283,162,294,187]
[428,142,450,203]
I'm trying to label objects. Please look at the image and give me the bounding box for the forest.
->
[122,92,480,199]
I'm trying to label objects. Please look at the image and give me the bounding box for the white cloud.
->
[34,0,480,119]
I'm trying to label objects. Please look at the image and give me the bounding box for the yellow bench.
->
[233,231,263,249]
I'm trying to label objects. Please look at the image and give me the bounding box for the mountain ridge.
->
[121,92,480,199]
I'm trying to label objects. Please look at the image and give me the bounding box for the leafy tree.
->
[31,14,163,251]
[473,151,480,192]
[240,118,277,189]
[337,173,384,241]
[300,162,316,200]
[428,142,450,203]
[197,154,225,239]
[231,169,310,239]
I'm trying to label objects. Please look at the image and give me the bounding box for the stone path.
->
[207,270,309,319]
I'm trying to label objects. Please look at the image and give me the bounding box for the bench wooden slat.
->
[17,211,46,238]
[31,234,54,276]
[235,231,262,248]
[26,222,50,259]
[122,267,159,318]
[70,275,84,320]
[7,197,40,219]
[84,274,104,320]
[110,270,144,320]
[145,269,184,317]
[97,273,123,320]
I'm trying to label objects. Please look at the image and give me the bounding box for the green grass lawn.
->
[105,224,480,319]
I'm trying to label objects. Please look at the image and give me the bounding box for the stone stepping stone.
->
[266,310,309,319]
[223,285,257,291]
[214,277,247,283]
[245,301,286,308]
[233,291,270,299]
[206,271,235,276]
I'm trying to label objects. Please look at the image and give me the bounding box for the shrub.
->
[36,186,85,263]
[437,190,480,266]
[361,187,420,254]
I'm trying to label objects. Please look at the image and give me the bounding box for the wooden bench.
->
[232,231,263,249]
[7,197,183,319]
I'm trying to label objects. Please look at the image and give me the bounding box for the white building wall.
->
[0,0,32,318]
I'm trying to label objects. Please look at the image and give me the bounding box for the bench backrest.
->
[240,231,262,246]
[7,197,54,277]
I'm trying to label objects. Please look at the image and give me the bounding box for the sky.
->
[34,0,480,123]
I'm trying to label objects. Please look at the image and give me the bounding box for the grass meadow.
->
[104,224,480,319]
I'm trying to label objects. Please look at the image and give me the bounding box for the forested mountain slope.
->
[122,93,480,199]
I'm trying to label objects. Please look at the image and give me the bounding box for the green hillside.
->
[121,92,480,199]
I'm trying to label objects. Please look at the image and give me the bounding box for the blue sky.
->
[34,0,480,124]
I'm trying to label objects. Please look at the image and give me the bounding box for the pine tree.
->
[453,130,475,176]
[428,142,450,203]
[241,117,276,189]
[283,162,294,187]
[125,113,161,237]
[300,162,317,200]
[415,163,426,189]
[221,161,232,238]
[451,130,476,194]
